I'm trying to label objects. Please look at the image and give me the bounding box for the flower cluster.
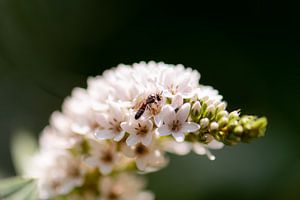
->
[28,61,267,199]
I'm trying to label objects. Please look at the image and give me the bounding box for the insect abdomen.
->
[135,108,145,119]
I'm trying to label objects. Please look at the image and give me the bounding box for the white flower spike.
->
[23,61,266,199]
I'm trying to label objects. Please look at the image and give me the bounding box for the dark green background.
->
[1,0,299,199]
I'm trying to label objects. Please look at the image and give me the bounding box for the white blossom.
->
[30,150,85,199]
[99,173,154,200]
[159,65,200,98]
[121,143,167,171]
[84,140,121,175]
[121,116,154,146]
[156,103,200,142]
[94,102,127,142]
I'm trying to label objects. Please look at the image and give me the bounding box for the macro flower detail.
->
[94,103,126,142]
[156,103,201,142]
[84,140,121,175]
[121,116,154,146]
[18,61,267,199]
[121,143,166,171]
[99,173,154,200]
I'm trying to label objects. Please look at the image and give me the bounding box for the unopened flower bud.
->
[207,105,215,113]
[216,110,228,121]
[202,96,209,101]
[218,117,229,128]
[228,120,238,128]
[229,111,239,119]
[210,122,219,130]
[206,99,214,105]
[199,133,213,144]
[233,125,243,135]
[217,102,226,111]
[192,101,201,116]
[200,118,209,128]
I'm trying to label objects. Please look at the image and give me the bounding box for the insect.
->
[134,92,163,120]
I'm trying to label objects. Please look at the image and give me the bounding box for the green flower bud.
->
[216,111,228,121]
[233,125,243,135]
[218,117,229,128]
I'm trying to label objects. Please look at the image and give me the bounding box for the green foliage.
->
[10,130,38,175]
[0,177,38,200]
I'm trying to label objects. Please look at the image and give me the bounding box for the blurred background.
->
[0,0,299,199]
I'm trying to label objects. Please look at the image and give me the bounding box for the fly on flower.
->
[134,92,163,120]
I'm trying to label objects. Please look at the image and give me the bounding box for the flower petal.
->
[95,113,109,128]
[171,94,183,109]
[145,119,153,130]
[120,122,136,134]
[109,102,123,122]
[205,149,216,160]
[177,103,191,122]
[113,130,125,142]
[154,115,163,127]
[121,144,135,158]
[192,143,206,155]
[162,139,191,155]
[206,139,224,149]
[181,122,200,133]
[156,125,172,136]
[99,163,112,175]
[126,135,138,146]
[71,123,90,135]
[163,90,173,98]
[160,105,176,125]
[172,131,185,142]
[136,157,147,170]
[94,129,115,140]
[84,156,99,167]
[141,133,153,146]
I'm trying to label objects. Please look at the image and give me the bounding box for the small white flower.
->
[84,140,120,175]
[62,88,95,135]
[31,150,85,199]
[160,66,200,99]
[121,116,154,146]
[154,94,183,127]
[39,126,82,150]
[156,103,200,142]
[121,143,166,171]
[94,102,126,142]
[99,173,154,200]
